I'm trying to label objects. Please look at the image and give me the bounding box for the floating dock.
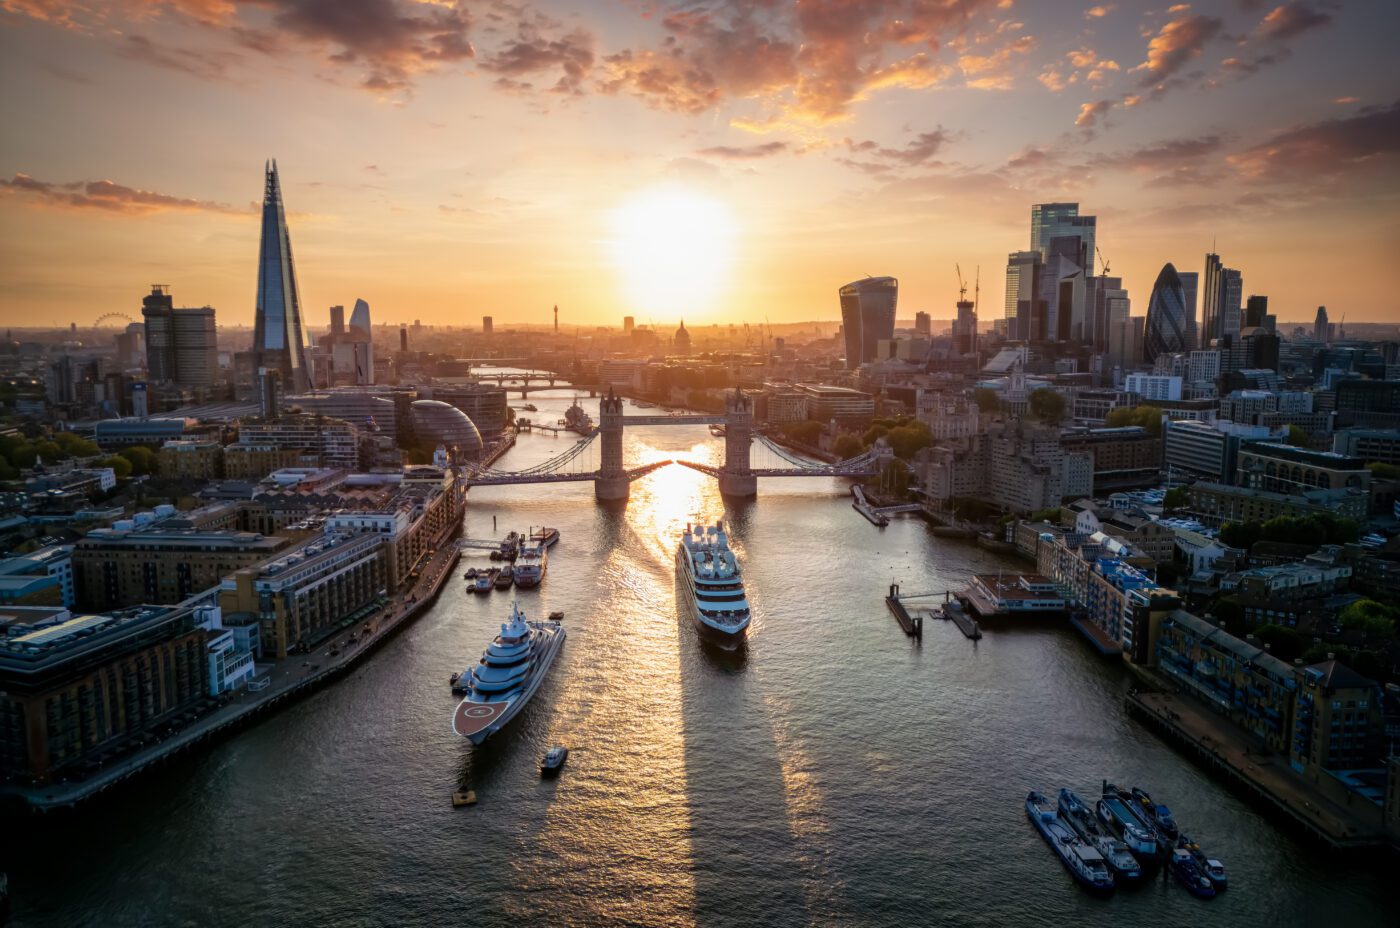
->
[940,600,982,640]
[885,584,923,638]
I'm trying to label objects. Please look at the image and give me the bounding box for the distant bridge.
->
[463,388,891,501]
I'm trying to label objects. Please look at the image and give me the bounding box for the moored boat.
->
[1130,786,1179,839]
[451,602,566,744]
[495,565,515,589]
[1177,834,1227,890]
[529,526,560,548]
[1058,789,1143,884]
[514,544,546,588]
[473,569,498,593]
[1168,848,1217,899]
[1096,782,1160,863]
[1026,790,1116,896]
[540,746,569,776]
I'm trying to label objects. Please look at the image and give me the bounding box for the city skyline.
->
[2,1,1399,326]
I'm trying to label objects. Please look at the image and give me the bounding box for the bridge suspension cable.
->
[467,432,598,478]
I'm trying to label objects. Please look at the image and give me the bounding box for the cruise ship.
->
[514,542,547,588]
[676,522,751,638]
[451,602,565,744]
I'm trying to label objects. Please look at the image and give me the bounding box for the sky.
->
[1,0,1398,331]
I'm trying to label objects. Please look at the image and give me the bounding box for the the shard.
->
[253,160,311,391]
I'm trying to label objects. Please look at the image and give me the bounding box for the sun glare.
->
[608,187,737,319]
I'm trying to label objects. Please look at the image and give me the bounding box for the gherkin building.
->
[1144,262,1191,363]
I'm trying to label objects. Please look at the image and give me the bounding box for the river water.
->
[4,389,1391,927]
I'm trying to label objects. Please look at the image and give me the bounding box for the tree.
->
[1366,461,1400,480]
[1028,388,1065,425]
[783,420,821,445]
[1106,405,1164,436]
[1337,600,1398,638]
[1030,507,1062,523]
[862,424,889,447]
[832,434,863,459]
[101,455,133,480]
[119,446,157,476]
[974,388,1000,414]
[884,423,932,460]
[1219,521,1262,550]
[1285,424,1310,448]
[1210,597,1247,637]
[876,459,910,499]
[1163,486,1190,510]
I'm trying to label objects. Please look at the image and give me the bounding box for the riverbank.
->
[2,531,464,813]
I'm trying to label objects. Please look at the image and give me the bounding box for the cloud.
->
[1227,100,1400,184]
[1132,10,1223,86]
[1084,4,1114,17]
[0,172,249,215]
[1257,2,1332,41]
[696,141,790,159]
[119,33,241,81]
[479,21,594,94]
[1334,96,1359,105]
[1075,99,1113,128]
[957,34,1036,90]
[835,128,951,173]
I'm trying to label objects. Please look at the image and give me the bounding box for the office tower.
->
[915,311,931,337]
[1314,305,1329,343]
[131,381,149,418]
[329,305,345,337]
[142,285,217,387]
[1109,315,1144,369]
[346,298,374,385]
[1201,253,1222,345]
[1084,274,1124,352]
[1221,269,1242,339]
[1178,271,1198,349]
[623,316,635,334]
[1030,203,1096,342]
[1144,263,1192,363]
[258,367,282,419]
[399,326,408,352]
[952,300,977,355]
[142,285,176,383]
[838,277,898,369]
[483,316,493,335]
[253,160,311,391]
[1005,251,1043,341]
[1245,295,1268,329]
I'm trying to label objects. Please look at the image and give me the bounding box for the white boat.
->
[514,543,547,588]
[451,602,565,744]
[676,521,751,638]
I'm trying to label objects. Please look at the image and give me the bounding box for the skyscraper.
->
[914,311,931,336]
[1030,203,1096,342]
[838,277,897,369]
[1221,269,1243,340]
[1314,305,1329,343]
[1201,252,1222,346]
[1144,263,1191,363]
[952,300,977,355]
[1244,295,1268,329]
[1004,251,1043,341]
[342,298,374,385]
[142,284,217,387]
[329,304,345,337]
[1178,271,1199,349]
[253,160,311,391]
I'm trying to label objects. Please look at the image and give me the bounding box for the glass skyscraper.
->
[1201,253,1222,346]
[253,160,311,392]
[1178,271,1199,349]
[1030,203,1095,343]
[1144,263,1191,363]
[838,277,897,369]
[1004,250,1042,341]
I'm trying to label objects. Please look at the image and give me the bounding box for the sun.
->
[607,186,737,319]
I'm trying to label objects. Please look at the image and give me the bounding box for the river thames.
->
[4,390,1392,927]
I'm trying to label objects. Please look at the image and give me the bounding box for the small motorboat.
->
[1177,835,1227,890]
[473,570,497,594]
[540,746,569,776]
[464,568,478,581]
[1131,786,1178,839]
[1168,848,1217,899]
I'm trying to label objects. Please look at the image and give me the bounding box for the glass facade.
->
[1144,262,1191,362]
[838,277,897,369]
[253,161,311,391]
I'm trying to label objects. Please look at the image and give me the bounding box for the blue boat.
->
[1058,789,1143,884]
[1169,848,1217,899]
[1096,785,1159,863]
[1026,791,1116,896]
[1177,834,1227,891]
[1131,786,1179,839]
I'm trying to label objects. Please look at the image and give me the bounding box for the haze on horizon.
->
[1,0,1397,330]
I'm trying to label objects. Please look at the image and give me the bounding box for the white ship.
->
[513,542,547,588]
[676,521,751,638]
[451,602,565,744]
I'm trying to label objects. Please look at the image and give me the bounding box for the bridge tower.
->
[595,386,629,500]
[719,387,757,497]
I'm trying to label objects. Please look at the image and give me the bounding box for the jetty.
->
[885,584,923,638]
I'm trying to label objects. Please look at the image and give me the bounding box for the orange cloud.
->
[0,172,250,215]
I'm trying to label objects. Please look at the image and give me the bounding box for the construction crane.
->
[974,266,980,311]
[1095,245,1110,277]
[956,263,967,302]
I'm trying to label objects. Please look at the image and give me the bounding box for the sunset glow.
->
[608,188,737,320]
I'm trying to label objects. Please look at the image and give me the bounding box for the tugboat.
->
[1130,786,1179,839]
[1058,789,1143,884]
[540,746,569,776]
[1177,834,1227,890]
[1168,847,1217,899]
[1025,790,1116,896]
[1096,782,1160,864]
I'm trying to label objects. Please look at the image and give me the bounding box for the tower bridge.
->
[463,387,892,501]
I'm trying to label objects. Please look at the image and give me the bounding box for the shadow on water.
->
[677,592,807,928]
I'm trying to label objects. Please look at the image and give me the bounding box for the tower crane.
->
[1095,245,1110,277]
[956,263,967,302]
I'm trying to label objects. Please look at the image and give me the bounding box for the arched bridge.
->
[462,387,891,501]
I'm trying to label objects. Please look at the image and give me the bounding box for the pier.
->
[885,584,923,638]
[1125,689,1387,850]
